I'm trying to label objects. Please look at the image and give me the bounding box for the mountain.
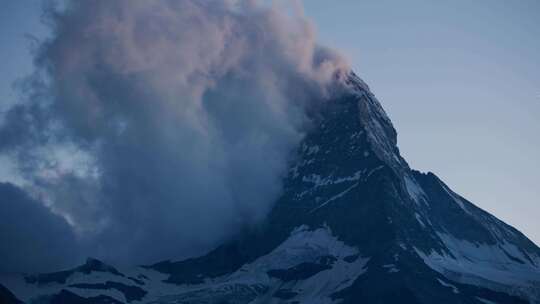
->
[1,73,539,303]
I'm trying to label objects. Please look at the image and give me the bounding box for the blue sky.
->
[0,1,539,245]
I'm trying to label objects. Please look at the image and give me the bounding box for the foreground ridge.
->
[1,73,539,304]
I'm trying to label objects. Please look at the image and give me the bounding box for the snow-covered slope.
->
[1,73,539,303]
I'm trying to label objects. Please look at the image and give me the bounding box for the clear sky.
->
[1,1,538,245]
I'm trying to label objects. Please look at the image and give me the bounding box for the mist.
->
[0,0,349,271]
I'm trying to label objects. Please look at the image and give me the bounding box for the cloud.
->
[0,0,349,270]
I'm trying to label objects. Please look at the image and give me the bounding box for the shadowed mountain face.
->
[1,73,539,303]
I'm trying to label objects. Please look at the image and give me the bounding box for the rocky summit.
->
[1,73,539,304]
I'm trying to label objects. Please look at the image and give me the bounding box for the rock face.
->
[1,73,539,303]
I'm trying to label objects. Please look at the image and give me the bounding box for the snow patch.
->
[309,183,358,213]
[302,171,364,187]
[404,175,427,205]
[306,145,320,156]
[382,264,399,273]
[415,212,426,228]
[438,180,471,215]
[437,278,459,294]
[476,297,498,304]
[414,233,540,302]
[240,226,360,272]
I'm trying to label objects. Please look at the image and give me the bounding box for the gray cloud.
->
[0,0,349,270]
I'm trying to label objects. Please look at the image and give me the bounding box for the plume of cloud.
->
[0,0,349,270]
